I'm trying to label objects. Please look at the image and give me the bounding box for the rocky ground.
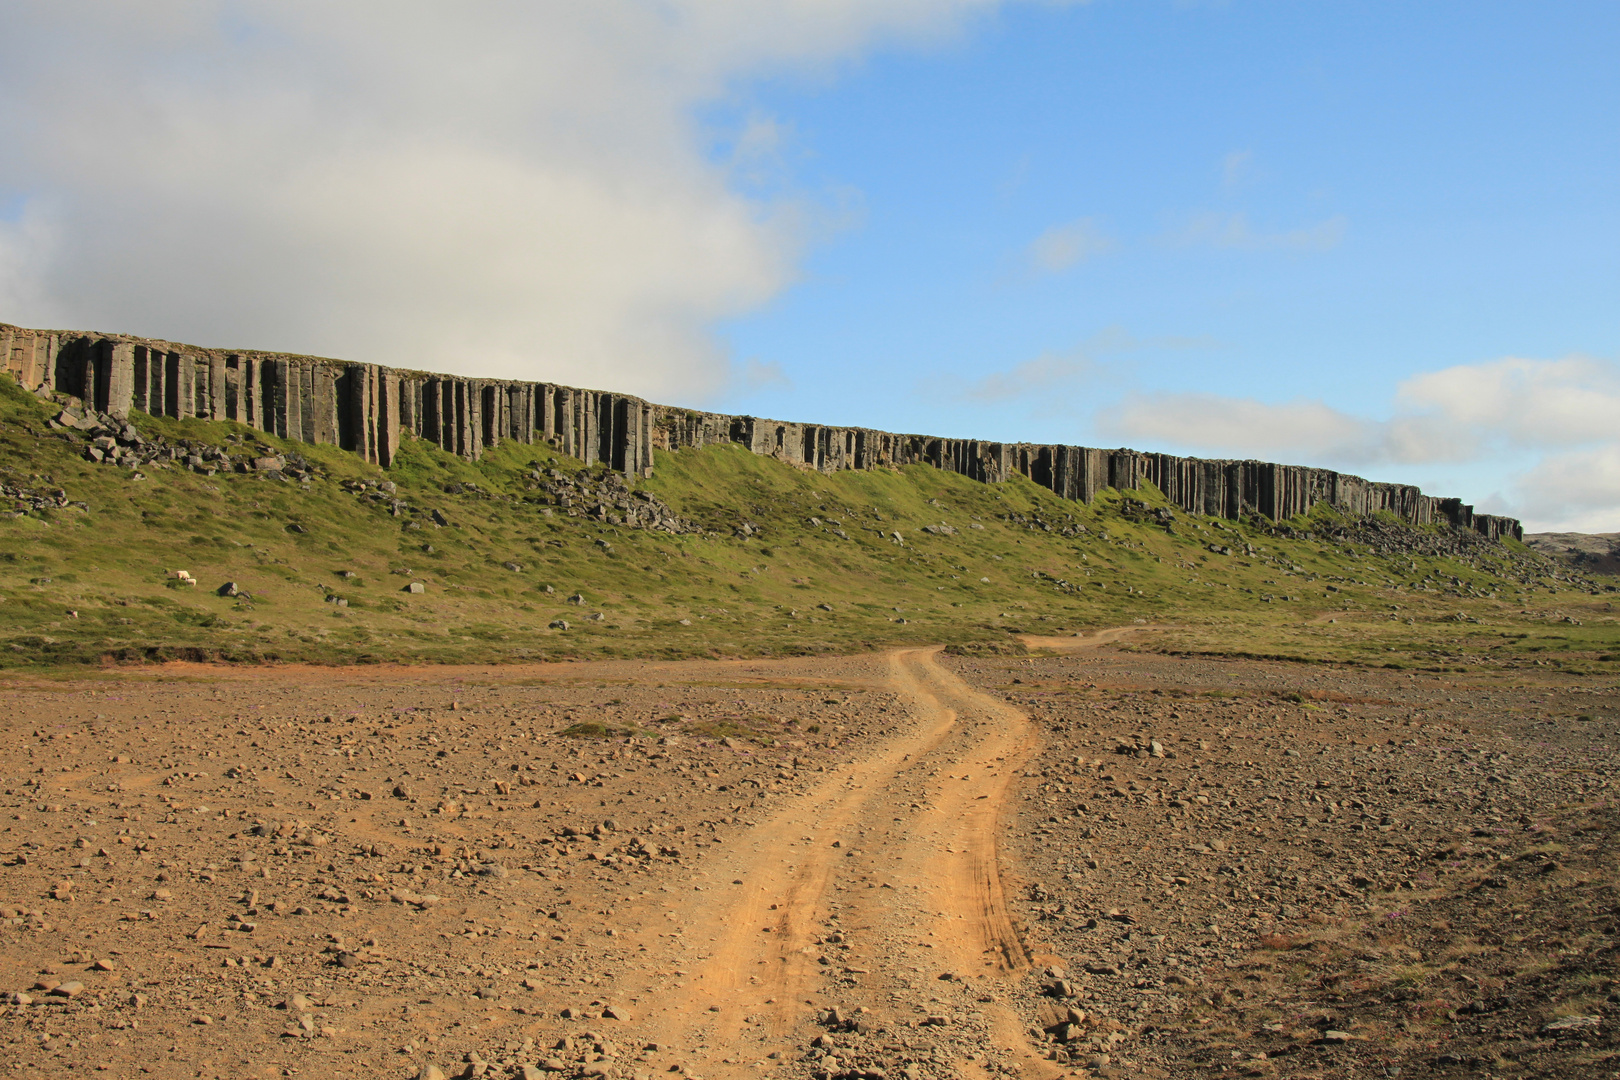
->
[1526,533,1620,578]
[0,635,1614,1080]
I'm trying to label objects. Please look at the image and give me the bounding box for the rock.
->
[216,581,239,597]
[48,981,84,998]
[418,1066,448,1080]
[549,619,570,631]
[1542,1015,1602,1034]
[403,581,426,594]
[601,1004,630,1020]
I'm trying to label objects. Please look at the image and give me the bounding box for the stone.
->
[1542,1015,1602,1034]
[404,582,426,594]
[549,619,570,631]
[418,1066,448,1080]
[217,581,239,597]
[49,981,84,998]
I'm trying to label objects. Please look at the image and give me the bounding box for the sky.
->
[0,2,1616,531]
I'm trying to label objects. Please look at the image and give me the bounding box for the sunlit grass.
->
[0,373,1613,668]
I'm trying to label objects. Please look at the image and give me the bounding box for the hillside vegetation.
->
[0,376,1614,672]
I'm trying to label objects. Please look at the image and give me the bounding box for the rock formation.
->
[1525,532,1620,575]
[0,321,1522,541]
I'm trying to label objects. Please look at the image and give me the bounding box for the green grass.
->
[559,721,643,739]
[0,374,1615,670]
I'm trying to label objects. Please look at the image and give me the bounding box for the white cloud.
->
[964,348,1098,402]
[1100,393,1473,466]
[1165,211,1347,252]
[1220,149,1253,190]
[955,325,1214,403]
[738,357,793,394]
[1397,355,1620,447]
[1108,355,1620,465]
[0,1,1021,401]
[1026,218,1115,273]
[1513,446,1620,533]
[1100,353,1620,531]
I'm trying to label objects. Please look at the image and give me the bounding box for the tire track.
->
[641,635,1139,1078]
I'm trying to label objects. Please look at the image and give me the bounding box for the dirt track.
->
[641,644,1060,1078]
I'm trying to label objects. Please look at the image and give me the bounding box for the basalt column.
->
[2,329,56,392]
[86,340,136,419]
[207,357,228,420]
[132,345,159,414]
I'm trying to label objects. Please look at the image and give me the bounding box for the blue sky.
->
[705,3,1619,527]
[0,2,1616,529]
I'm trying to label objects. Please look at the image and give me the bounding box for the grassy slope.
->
[0,376,1615,673]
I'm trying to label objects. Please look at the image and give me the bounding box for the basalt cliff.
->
[1,321,1522,542]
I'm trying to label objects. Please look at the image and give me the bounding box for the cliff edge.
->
[1,321,1521,542]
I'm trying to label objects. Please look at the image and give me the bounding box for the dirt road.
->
[641,640,1129,1078]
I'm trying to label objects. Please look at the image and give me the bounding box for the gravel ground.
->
[0,643,1614,1080]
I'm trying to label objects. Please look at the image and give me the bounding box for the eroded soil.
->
[0,634,1615,1080]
